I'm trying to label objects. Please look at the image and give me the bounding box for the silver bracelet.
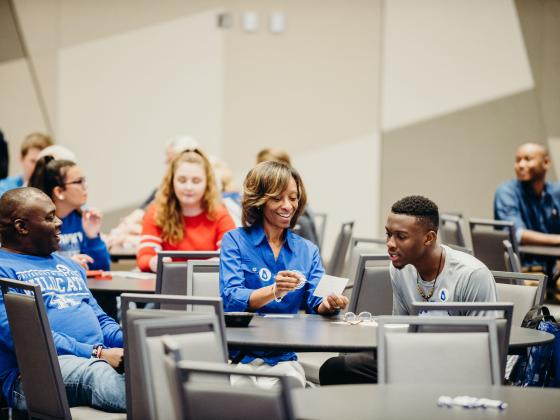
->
[272,284,282,303]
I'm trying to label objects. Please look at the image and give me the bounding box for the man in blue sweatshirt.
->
[0,187,125,412]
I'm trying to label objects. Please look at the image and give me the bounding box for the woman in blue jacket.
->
[220,160,348,388]
[28,156,110,271]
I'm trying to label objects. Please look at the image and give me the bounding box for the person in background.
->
[256,148,321,249]
[494,142,560,281]
[105,135,199,250]
[220,161,348,388]
[137,148,235,272]
[28,156,110,271]
[37,144,76,161]
[211,156,242,226]
[0,188,125,412]
[0,132,53,196]
[319,195,497,385]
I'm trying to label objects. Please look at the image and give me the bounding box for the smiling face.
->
[22,195,63,256]
[173,162,207,211]
[385,212,434,269]
[514,143,549,183]
[263,177,299,232]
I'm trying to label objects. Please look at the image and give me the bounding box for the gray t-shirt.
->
[391,244,497,315]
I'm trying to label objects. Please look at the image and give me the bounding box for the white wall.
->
[57,10,224,209]
[295,132,381,255]
[0,59,48,175]
[382,0,533,131]
[2,1,383,258]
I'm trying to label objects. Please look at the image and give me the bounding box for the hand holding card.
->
[313,275,349,298]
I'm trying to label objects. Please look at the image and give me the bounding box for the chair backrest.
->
[133,315,227,420]
[155,251,220,294]
[348,254,391,315]
[446,244,473,255]
[410,302,514,381]
[0,278,71,420]
[492,271,547,326]
[469,218,516,271]
[327,221,354,276]
[176,360,296,420]
[503,240,521,272]
[377,316,501,386]
[439,213,468,248]
[313,212,327,251]
[186,260,221,311]
[121,293,227,420]
[344,237,386,282]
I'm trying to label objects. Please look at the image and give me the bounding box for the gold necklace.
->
[416,248,444,302]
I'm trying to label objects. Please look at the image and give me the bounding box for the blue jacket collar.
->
[248,224,295,252]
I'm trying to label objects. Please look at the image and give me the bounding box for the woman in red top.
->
[137,148,236,272]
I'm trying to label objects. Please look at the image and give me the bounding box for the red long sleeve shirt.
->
[137,204,236,272]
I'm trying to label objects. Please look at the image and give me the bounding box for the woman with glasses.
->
[137,148,236,272]
[220,161,348,388]
[28,156,110,271]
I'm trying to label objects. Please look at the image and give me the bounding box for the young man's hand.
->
[100,347,124,369]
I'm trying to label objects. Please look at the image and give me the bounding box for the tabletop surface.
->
[87,271,155,293]
[225,314,554,352]
[85,278,555,350]
[291,384,560,420]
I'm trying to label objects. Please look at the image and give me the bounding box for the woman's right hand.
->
[274,270,302,294]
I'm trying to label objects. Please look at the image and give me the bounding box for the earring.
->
[58,195,64,200]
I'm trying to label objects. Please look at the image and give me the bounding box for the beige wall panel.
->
[516,0,560,138]
[294,132,381,255]
[14,0,225,139]
[0,59,47,176]
[57,11,224,211]
[383,0,533,131]
[13,0,60,134]
[0,0,25,62]
[380,91,544,229]
[223,0,381,181]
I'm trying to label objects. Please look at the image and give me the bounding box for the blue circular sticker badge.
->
[259,268,272,282]
[439,288,449,302]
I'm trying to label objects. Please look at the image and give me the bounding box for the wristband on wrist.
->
[272,284,282,303]
[92,344,103,359]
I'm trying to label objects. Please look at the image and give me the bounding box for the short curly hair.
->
[242,161,307,229]
[391,195,439,232]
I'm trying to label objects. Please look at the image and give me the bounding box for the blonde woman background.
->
[137,148,235,272]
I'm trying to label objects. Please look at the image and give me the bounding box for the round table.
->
[291,384,560,419]
[225,314,554,352]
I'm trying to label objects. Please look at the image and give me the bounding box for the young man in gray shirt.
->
[319,195,497,385]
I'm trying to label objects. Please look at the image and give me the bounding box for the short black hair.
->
[0,187,49,243]
[391,195,439,232]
